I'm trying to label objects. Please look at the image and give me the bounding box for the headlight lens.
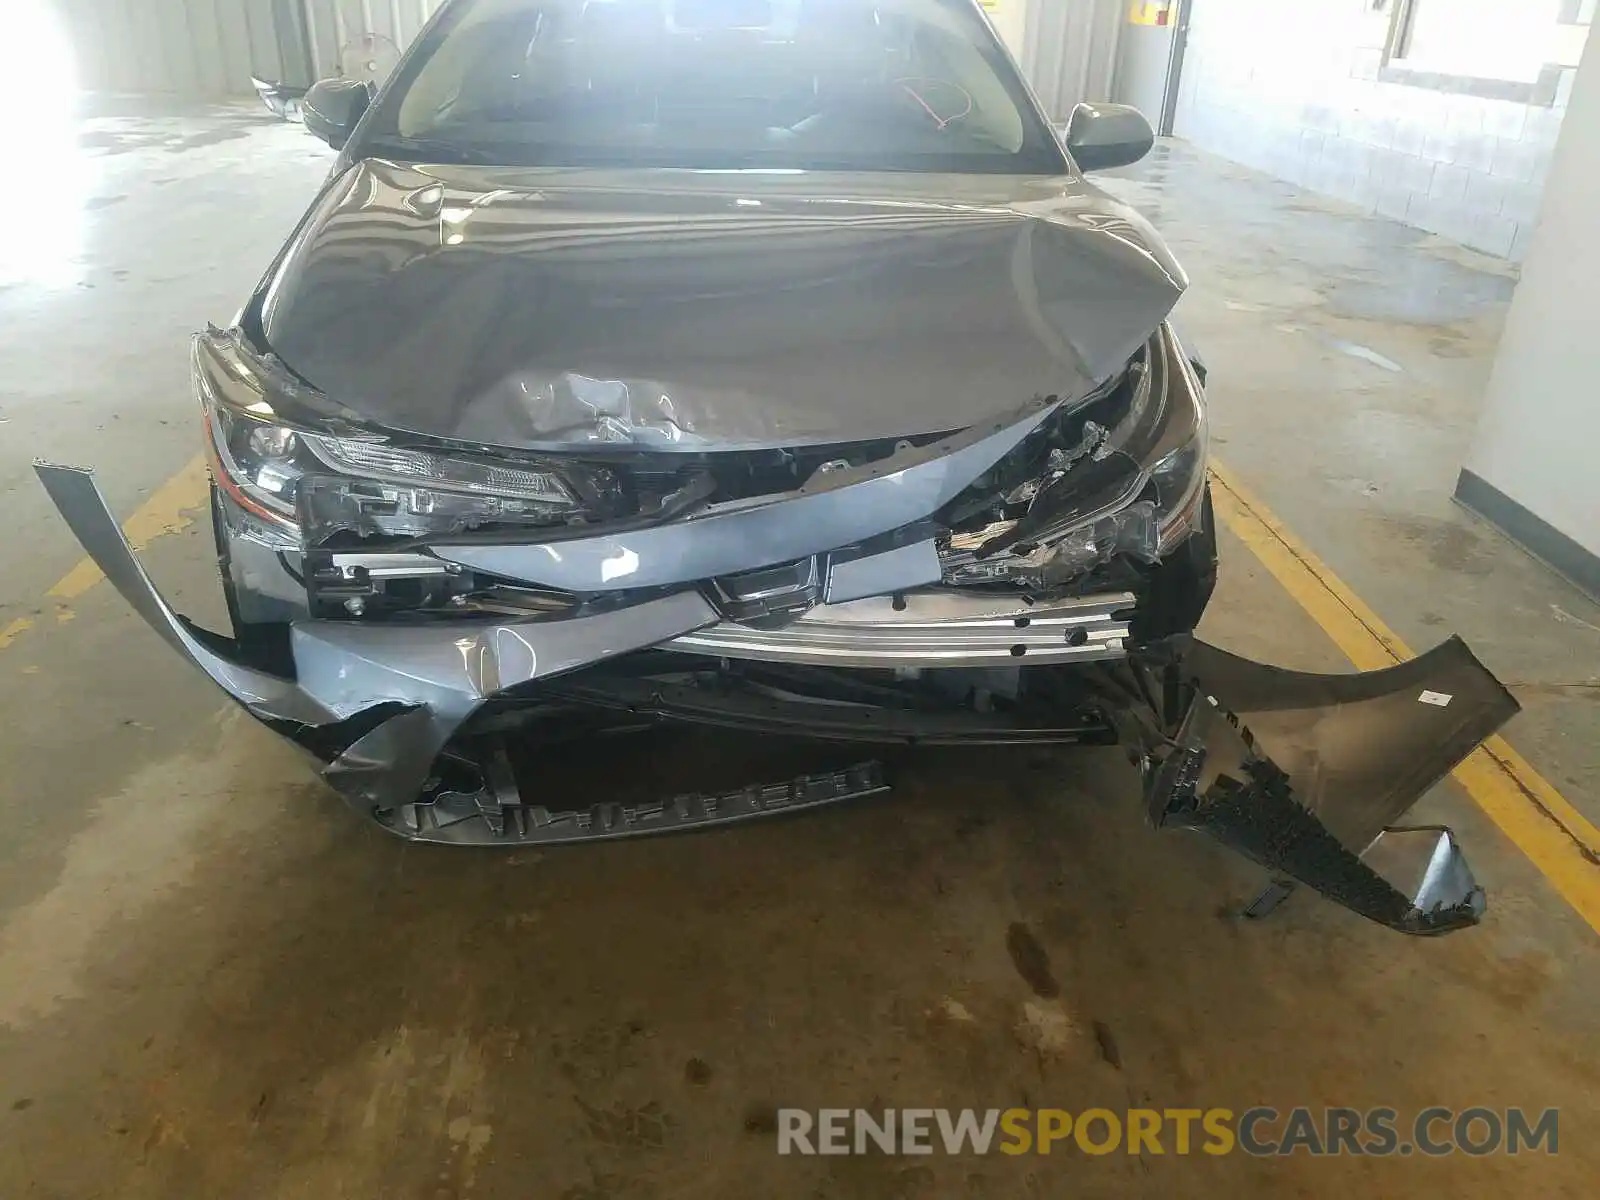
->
[1149,425,1208,550]
[197,328,580,546]
[203,403,303,537]
[1147,332,1209,551]
[299,433,572,505]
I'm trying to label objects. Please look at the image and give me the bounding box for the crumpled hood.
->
[256,161,1186,450]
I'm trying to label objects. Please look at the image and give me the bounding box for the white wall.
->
[1173,0,1587,261]
[1460,25,1600,563]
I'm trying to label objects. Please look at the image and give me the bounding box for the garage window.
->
[1380,0,1577,102]
[1392,0,1558,83]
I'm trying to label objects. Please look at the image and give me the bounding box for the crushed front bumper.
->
[1112,638,1517,934]
[38,464,1518,935]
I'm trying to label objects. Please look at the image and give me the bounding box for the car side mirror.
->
[303,78,373,150]
[1062,102,1154,172]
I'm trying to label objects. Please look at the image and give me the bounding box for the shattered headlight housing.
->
[940,322,1208,587]
[197,329,580,547]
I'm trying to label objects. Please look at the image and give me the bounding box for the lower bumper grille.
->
[398,756,893,845]
[661,590,1135,668]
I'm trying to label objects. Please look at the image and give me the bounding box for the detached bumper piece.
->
[397,752,889,844]
[250,78,307,121]
[37,464,1520,936]
[1123,639,1519,935]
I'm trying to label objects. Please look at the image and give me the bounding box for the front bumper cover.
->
[38,463,1518,935]
[1115,638,1517,934]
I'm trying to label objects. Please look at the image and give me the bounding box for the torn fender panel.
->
[1140,637,1520,934]
[34,464,333,729]
[31,462,720,811]
[319,706,456,815]
[1176,638,1519,852]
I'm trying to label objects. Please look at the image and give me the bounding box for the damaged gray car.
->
[38,0,1518,935]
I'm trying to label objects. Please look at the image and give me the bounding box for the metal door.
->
[1111,0,1191,135]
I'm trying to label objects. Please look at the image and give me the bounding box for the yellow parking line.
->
[2,455,209,652]
[0,617,34,650]
[45,455,211,605]
[1209,459,1600,936]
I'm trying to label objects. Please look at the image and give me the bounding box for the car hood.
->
[256,161,1186,451]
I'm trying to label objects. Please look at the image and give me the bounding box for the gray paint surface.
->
[258,164,1185,449]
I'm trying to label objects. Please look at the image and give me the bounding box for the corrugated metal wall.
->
[302,0,444,83]
[1019,0,1126,122]
[52,0,1123,106]
[54,0,297,96]
[51,0,440,98]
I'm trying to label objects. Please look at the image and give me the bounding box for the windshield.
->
[358,0,1065,172]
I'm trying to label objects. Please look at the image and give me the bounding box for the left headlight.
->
[197,329,581,547]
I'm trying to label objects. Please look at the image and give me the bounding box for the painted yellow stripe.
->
[1209,458,1600,935]
[0,617,34,650]
[1,455,210,652]
[45,455,210,605]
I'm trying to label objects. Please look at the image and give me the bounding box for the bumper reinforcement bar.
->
[663,590,1134,667]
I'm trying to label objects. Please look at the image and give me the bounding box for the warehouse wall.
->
[1172,0,1592,261]
[985,0,1115,119]
[49,0,1100,108]
[53,0,299,96]
[49,0,441,98]
[302,0,443,82]
[1018,0,1125,121]
[1456,18,1600,593]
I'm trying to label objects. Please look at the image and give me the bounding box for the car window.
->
[365,0,1064,173]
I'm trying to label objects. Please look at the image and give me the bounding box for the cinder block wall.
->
[1173,0,1591,261]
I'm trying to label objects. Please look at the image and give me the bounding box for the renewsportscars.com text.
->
[776,1107,1559,1157]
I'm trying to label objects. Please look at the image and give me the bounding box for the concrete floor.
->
[1,105,1597,1198]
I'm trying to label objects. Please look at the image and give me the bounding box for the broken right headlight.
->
[940,322,1208,587]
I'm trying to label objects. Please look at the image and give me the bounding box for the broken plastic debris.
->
[941,501,1160,588]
